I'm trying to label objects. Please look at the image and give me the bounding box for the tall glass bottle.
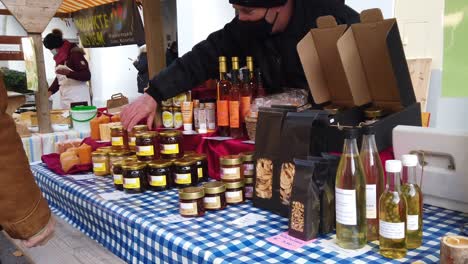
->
[401,154,423,249]
[246,56,257,97]
[229,69,243,139]
[379,160,407,259]
[255,69,266,98]
[335,128,367,249]
[360,126,385,241]
[217,56,230,137]
[240,68,252,127]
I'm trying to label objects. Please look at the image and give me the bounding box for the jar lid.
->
[96,146,112,153]
[92,151,107,157]
[225,181,245,189]
[122,161,147,170]
[108,151,126,157]
[220,155,242,166]
[324,104,342,115]
[174,158,196,166]
[112,160,124,167]
[124,156,138,162]
[203,181,226,194]
[149,160,173,168]
[364,107,384,118]
[245,177,254,184]
[132,125,148,132]
[162,106,171,111]
[179,187,205,200]
[240,152,254,162]
[184,151,197,157]
[173,106,181,111]
[160,130,182,137]
[136,131,158,139]
[191,154,207,162]
[110,125,123,131]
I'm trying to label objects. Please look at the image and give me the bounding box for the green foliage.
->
[0,67,29,93]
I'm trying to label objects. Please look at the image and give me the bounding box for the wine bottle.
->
[229,68,243,139]
[217,56,230,137]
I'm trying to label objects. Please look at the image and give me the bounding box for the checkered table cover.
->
[31,164,467,264]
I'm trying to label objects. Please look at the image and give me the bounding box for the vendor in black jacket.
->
[122,0,359,130]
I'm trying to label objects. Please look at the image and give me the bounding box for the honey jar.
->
[92,151,110,176]
[110,125,128,151]
[122,162,147,194]
[192,154,208,182]
[240,152,255,178]
[203,181,226,211]
[179,187,205,217]
[220,155,243,182]
[112,160,124,191]
[173,158,197,188]
[136,131,158,161]
[244,177,254,200]
[225,181,245,205]
[148,160,173,191]
[128,125,148,151]
[159,130,184,159]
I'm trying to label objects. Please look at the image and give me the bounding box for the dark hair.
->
[43,29,64,50]
[170,41,177,51]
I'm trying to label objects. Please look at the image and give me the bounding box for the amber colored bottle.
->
[255,69,266,98]
[246,56,257,98]
[217,56,230,137]
[240,68,252,125]
[229,69,243,139]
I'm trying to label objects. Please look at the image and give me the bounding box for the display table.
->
[22,130,90,162]
[31,164,466,264]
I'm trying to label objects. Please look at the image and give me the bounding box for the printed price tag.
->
[266,232,316,251]
[69,174,96,181]
[230,213,266,228]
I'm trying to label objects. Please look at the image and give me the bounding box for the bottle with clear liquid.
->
[360,126,385,241]
[335,128,367,249]
[379,160,407,259]
[401,154,423,249]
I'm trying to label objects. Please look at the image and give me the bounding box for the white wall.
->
[346,0,395,18]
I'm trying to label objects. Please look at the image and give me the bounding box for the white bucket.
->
[70,106,97,133]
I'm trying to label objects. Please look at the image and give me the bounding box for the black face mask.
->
[235,9,279,41]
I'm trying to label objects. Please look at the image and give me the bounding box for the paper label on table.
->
[161,144,179,154]
[379,220,405,239]
[175,173,191,184]
[99,191,130,201]
[335,188,357,225]
[113,174,123,184]
[69,174,96,181]
[150,176,167,187]
[124,178,140,189]
[203,136,233,141]
[242,140,255,145]
[230,213,266,228]
[266,232,316,251]
[226,190,243,203]
[366,184,377,219]
[197,167,203,179]
[93,162,107,173]
[318,238,372,258]
[129,137,136,146]
[180,202,197,216]
[204,196,221,209]
[221,167,241,180]
[407,215,419,231]
[160,214,190,224]
[111,136,124,146]
[137,145,154,156]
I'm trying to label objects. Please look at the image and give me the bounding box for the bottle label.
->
[366,184,377,219]
[137,145,154,156]
[162,111,174,128]
[335,187,357,225]
[245,186,253,198]
[111,136,123,146]
[243,164,254,176]
[221,167,241,180]
[229,101,240,128]
[198,167,203,179]
[124,178,140,189]
[150,175,167,187]
[129,137,136,146]
[113,174,123,184]
[379,220,405,239]
[180,202,197,216]
[161,144,179,155]
[240,96,251,122]
[173,112,183,129]
[204,196,221,209]
[175,173,191,184]
[226,190,243,203]
[407,215,419,231]
[217,100,229,126]
[93,162,106,173]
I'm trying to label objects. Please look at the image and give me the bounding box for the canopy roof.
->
[57,0,118,13]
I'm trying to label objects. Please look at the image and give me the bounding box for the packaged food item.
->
[193,100,200,131]
[110,125,128,151]
[111,114,120,122]
[90,116,101,140]
[96,146,113,154]
[92,151,110,176]
[205,102,216,131]
[225,181,245,205]
[203,181,226,211]
[159,130,184,159]
[179,187,205,217]
[122,162,147,194]
[77,143,92,164]
[173,106,183,129]
[244,177,254,200]
[182,101,194,131]
[240,151,255,178]
[198,104,207,134]
[220,155,243,182]
[108,150,129,171]
[173,158,198,188]
[162,98,173,107]
[136,131,158,161]
[148,160,173,191]
[112,161,124,191]
[60,151,80,173]
[192,154,208,182]
[55,139,82,154]
[173,92,188,107]
[162,106,174,128]
[128,125,148,152]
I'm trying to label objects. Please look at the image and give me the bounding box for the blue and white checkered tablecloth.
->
[31,164,467,264]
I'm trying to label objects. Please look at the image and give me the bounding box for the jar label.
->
[113,174,123,184]
[174,112,183,129]
[243,164,254,176]
[180,202,197,216]
[226,190,243,203]
[175,173,191,184]
[221,167,241,180]
[93,162,106,173]
[197,167,203,179]
[366,184,377,219]
[137,145,154,156]
[129,137,136,146]
[335,187,357,226]
[407,215,419,231]
[124,178,140,189]
[162,111,174,128]
[161,144,179,155]
[245,186,253,198]
[379,220,405,239]
[111,136,124,146]
[150,175,167,187]
[204,196,221,209]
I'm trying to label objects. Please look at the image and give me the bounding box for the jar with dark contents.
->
[128,125,148,152]
[192,154,208,182]
[364,107,385,125]
[203,181,226,211]
[220,155,243,182]
[179,187,205,217]
[148,160,173,191]
[92,151,109,176]
[173,158,197,188]
[240,152,255,178]
[108,151,129,171]
[112,161,124,191]
[110,125,128,151]
[160,130,184,159]
[244,177,254,200]
[122,162,147,194]
[225,181,245,205]
[136,131,158,161]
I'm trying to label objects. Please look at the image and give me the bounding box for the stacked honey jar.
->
[91,124,209,194]
[178,152,255,218]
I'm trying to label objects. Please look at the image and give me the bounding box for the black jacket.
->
[133,52,149,94]
[147,0,359,103]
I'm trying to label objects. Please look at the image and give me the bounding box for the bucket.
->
[70,106,97,133]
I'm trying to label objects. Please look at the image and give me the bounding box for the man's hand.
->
[48,91,52,98]
[121,93,157,131]
[22,216,56,248]
[55,68,71,75]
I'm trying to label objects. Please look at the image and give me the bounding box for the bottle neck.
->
[386,171,401,192]
[343,138,360,156]
[219,71,227,81]
[361,134,378,154]
[402,166,417,185]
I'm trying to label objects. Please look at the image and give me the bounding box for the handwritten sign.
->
[266,232,316,251]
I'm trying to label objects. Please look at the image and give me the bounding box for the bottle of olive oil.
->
[379,160,407,259]
[360,126,385,241]
[401,154,423,249]
[335,128,367,249]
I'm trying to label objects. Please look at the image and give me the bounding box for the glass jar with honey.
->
[136,131,158,161]
[160,130,184,159]
[92,151,110,176]
[128,125,148,152]
[110,125,128,151]
[173,158,197,188]
[122,162,147,194]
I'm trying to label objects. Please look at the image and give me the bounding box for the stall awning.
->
[57,0,118,13]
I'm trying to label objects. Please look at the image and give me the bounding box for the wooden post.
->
[142,0,165,127]
[30,33,52,133]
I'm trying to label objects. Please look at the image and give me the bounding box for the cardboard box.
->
[297,9,421,152]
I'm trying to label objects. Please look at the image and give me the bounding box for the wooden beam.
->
[0,9,70,18]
